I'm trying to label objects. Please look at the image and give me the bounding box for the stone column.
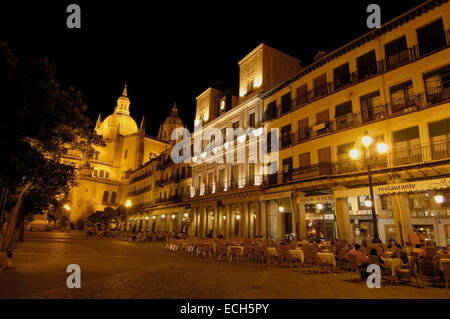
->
[225,204,231,240]
[242,202,249,238]
[260,200,267,239]
[213,205,218,238]
[290,193,298,239]
[255,201,261,237]
[335,197,352,242]
[391,192,413,245]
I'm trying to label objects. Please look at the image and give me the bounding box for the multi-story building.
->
[261,0,450,246]
[185,43,302,239]
[125,104,192,233]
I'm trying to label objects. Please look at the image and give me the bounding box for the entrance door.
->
[284,212,293,234]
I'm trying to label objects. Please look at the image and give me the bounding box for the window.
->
[105,172,110,179]
[207,172,213,192]
[337,142,355,161]
[360,91,383,123]
[417,18,446,56]
[299,152,311,169]
[314,74,328,97]
[298,118,310,141]
[380,195,392,210]
[318,147,331,175]
[282,157,293,182]
[124,149,128,159]
[95,152,99,160]
[221,128,227,143]
[384,36,408,70]
[181,167,186,179]
[296,84,308,105]
[390,80,415,115]
[335,101,353,130]
[231,165,238,188]
[265,101,277,121]
[232,121,239,129]
[93,170,98,177]
[315,109,330,136]
[281,125,292,148]
[424,65,450,104]
[429,118,450,160]
[357,50,378,79]
[111,191,117,204]
[333,63,350,90]
[248,112,255,128]
[99,170,104,178]
[102,191,109,203]
[248,161,256,184]
[393,126,421,165]
[219,169,225,190]
[358,196,372,211]
[281,93,292,114]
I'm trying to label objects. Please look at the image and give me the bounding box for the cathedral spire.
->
[115,84,130,115]
[95,113,102,129]
[122,83,128,97]
[171,102,178,115]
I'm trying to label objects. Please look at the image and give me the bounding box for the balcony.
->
[193,175,263,197]
[285,85,450,147]
[264,31,450,123]
[264,139,450,186]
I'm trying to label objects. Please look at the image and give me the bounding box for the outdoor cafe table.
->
[289,249,304,264]
[438,258,450,271]
[381,257,404,274]
[317,252,336,271]
[228,245,244,255]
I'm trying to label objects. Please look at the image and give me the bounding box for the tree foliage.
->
[0,41,104,251]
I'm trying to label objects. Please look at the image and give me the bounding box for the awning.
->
[334,177,450,198]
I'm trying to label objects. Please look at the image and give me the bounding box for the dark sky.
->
[1,0,427,136]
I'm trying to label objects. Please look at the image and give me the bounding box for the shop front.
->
[335,177,450,246]
[297,194,336,241]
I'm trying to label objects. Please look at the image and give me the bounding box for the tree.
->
[0,42,103,251]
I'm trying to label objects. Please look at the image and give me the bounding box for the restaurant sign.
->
[297,194,334,204]
[334,178,450,198]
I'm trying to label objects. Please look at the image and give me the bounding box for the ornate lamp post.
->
[349,131,388,242]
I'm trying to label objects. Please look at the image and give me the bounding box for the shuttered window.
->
[337,142,355,155]
[314,74,328,96]
[334,63,350,89]
[393,126,420,143]
[316,109,329,124]
[299,152,310,169]
[357,50,378,77]
[429,118,450,138]
[335,101,352,117]
[281,93,292,114]
[390,80,413,101]
[417,18,446,56]
[296,84,308,105]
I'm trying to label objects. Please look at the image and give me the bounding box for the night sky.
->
[1,0,427,136]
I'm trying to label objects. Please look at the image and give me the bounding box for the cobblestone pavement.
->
[0,231,449,299]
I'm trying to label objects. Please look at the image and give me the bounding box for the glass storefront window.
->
[409,191,450,217]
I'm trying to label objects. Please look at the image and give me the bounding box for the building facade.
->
[61,0,450,247]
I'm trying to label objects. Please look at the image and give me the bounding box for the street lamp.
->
[63,204,71,211]
[349,131,388,242]
[125,199,132,208]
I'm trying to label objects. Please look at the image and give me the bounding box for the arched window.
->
[124,149,128,159]
[105,171,110,179]
[93,170,98,177]
[102,191,109,203]
[99,170,104,178]
[111,191,117,204]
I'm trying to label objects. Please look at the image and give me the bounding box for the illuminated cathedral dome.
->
[96,85,139,137]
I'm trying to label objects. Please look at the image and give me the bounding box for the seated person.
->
[359,249,386,280]
[412,244,426,257]
[346,244,365,266]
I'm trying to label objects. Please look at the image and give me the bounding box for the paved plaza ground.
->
[0,231,449,299]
